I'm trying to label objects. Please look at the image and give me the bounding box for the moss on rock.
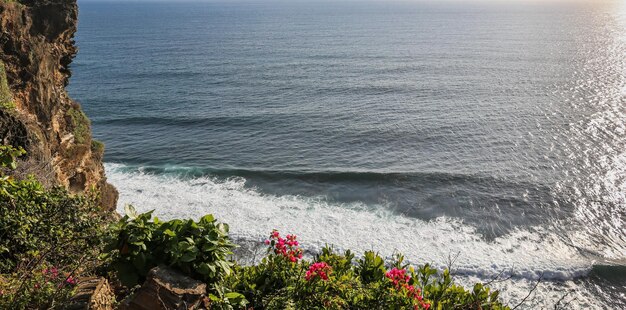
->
[66,107,90,144]
[90,139,104,156]
[0,62,15,111]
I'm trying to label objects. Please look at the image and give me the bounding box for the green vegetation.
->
[112,215,509,310]
[106,206,246,308]
[0,144,510,309]
[0,173,106,272]
[0,62,15,111]
[0,145,25,169]
[66,107,90,145]
[0,145,109,308]
[106,206,238,286]
[91,139,105,155]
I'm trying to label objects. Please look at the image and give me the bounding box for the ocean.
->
[69,1,625,308]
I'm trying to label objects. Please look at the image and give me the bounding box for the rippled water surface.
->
[69,1,625,307]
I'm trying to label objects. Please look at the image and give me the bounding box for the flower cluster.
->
[386,268,410,288]
[305,262,331,281]
[264,230,303,262]
[385,268,430,310]
[65,276,77,286]
[40,266,77,288]
[42,267,59,279]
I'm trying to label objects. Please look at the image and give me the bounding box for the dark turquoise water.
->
[69,1,625,307]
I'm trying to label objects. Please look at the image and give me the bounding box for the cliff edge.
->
[0,0,117,210]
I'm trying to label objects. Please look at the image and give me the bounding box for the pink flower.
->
[387,267,428,306]
[415,302,431,310]
[265,230,303,263]
[386,268,411,288]
[65,276,77,286]
[305,262,332,281]
[50,267,59,278]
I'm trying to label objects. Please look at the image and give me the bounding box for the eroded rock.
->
[123,266,207,310]
[0,0,117,210]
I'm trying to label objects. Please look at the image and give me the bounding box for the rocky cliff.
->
[0,0,117,210]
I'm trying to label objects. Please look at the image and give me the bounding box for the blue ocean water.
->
[69,1,625,307]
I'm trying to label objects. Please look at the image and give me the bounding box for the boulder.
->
[123,266,207,310]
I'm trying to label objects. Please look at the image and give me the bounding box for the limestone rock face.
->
[0,0,117,209]
[123,266,208,310]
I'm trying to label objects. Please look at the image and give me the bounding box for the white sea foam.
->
[106,163,606,308]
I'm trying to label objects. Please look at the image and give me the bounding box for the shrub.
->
[0,264,78,309]
[265,230,303,263]
[0,147,107,273]
[225,230,510,310]
[0,176,107,273]
[315,245,354,276]
[356,250,386,284]
[106,207,248,309]
[105,206,240,287]
[0,145,109,309]
[0,144,24,170]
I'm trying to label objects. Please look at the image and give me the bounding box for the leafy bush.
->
[106,206,238,287]
[225,230,510,310]
[356,250,386,284]
[106,207,249,308]
[0,264,78,309]
[226,231,307,308]
[0,176,107,273]
[0,145,109,309]
[0,148,107,273]
[0,145,24,170]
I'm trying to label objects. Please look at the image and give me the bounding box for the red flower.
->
[65,276,77,286]
[49,267,59,279]
[265,230,303,263]
[385,268,411,288]
[305,262,332,281]
[387,267,428,308]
